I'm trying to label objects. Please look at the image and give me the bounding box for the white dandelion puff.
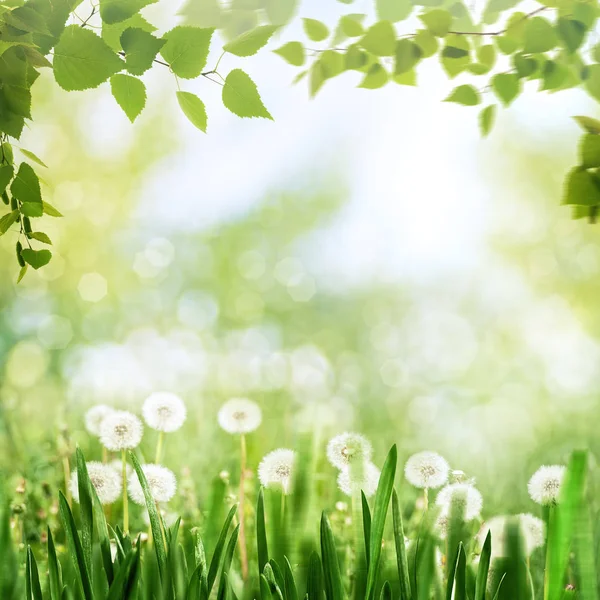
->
[477,513,545,558]
[109,459,133,479]
[142,392,187,433]
[84,404,115,437]
[99,410,143,451]
[70,462,122,505]
[128,464,177,505]
[258,448,296,494]
[527,465,566,505]
[326,433,372,470]
[404,451,450,489]
[337,462,380,497]
[436,483,483,521]
[218,398,262,434]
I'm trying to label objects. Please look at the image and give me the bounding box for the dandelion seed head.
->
[109,459,133,478]
[128,464,177,505]
[436,483,483,521]
[404,451,450,489]
[70,462,121,505]
[527,465,566,505]
[84,404,115,437]
[218,398,262,434]
[99,410,143,451]
[337,462,380,497]
[477,513,545,558]
[142,392,187,433]
[326,432,372,469]
[258,448,296,494]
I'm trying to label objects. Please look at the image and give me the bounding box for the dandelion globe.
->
[218,398,262,434]
[142,392,187,433]
[326,432,372,469]
[527,465,566,505]
[404,451,450,489]
[99,410,143,451]
[70,462,122,505]
[337,462,380,497]
[84,404,115,437]
[128,464,177,505]
[258,448,296,494]
[436,483,483,521]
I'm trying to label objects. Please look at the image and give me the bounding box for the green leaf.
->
[274,41,305,66]
[340,15,364,37]
[563,168,600,206]
[414,29,438,57]
[303,18,329,42]
[441,36,470,77]
[47,529,62,600]
[16,264,27,282]
[26,548,43,600]
[99,0,158,25]
[394,39,423,74]
[28,231,51,244]
[11,163,41,204]
[475,532,491,600]
[257,488,269,576]
[283,557,298,600]
[492,73,520,106]
[306,552,323,600]
[0,164,13,193]
[20,202,43,217]
[513,53,537,77]
[365,445,397,600]
[584,64,600,103]
[265,0,297,25]
[557,18,586,53]
[102,13,157,52]
[130,452,167,578]
[120,28,165,75]
[160,26,213,79]
[361,20,396,56]
[208,504,238,593]
[445,84,480,105]
[376,0,413,22]
[573,115,600,135]
[479,104,496,136]
[541,61,568,91]
[19,150,47,168]
[53,26,123,91]
[21,248,51,269]
[320,513,344,600]
[75,449,94,579]
[392,491,411,600]
[0,209,18,235]
[359,62,388,89]
[43,202,63,217]
[224,25,278,57]
[420,9,452,37]
[523,17,557,54]
[393,69,417,86]
[4,85,31,119]
[222,68,272,119]
[177,91,207,132]
[110,74,146,122]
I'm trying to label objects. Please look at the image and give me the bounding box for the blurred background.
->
[1,0,599,526]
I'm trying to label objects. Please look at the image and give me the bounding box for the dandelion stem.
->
[155,431,165,464]
[102,446,108,463]
[156,500,168,549]
[122,450,129,533]
[423,488,429,511]
[238,433,249,581]
[280,491,286,530]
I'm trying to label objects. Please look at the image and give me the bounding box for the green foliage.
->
[222,68,273,119]
[303,18,329,42]
[274,41,305,66]
[160,26,213,79]
[176,91,208,132]
[224,25,279,57]
[110,74,146,122]
[120,27,165,76]
[446,84,480,105]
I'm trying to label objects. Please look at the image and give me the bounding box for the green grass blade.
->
[47,528,63,600]
[361,491,371,568]
[491,574,506,600]
[260,574,273,600]
[306,551,324,600]
[207,503,238,594]
[284,556,299,600]
[320,512,345,600]
[416,535,435,600]
[453,543,467,600]
[26,547,43,600]
[58,491,93,600]
[269,559,286,593]
[379,581,392,600]
[130,451,168,578]
[257,487,269,576]
[75,448,94,579]
[106,549,140,600]
[264,563,285,600]
[446,487,468,577]
[392,490,411,600]
[221,523,240,580]
[474,531,491,600]
[365,444,397,600]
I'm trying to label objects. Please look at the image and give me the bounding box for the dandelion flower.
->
[527,465,565,505]
[100,410,143,451]
[84,404,115,437]
[436,483,483,521]
[337,462,380,497]
[404,451,449,489]
[258,448,296,494]
[70,462,121,505]
[218,398,262,434]
[326,432,372,469]
[128,464,177,505]
[109,459,133,478]
[142,392,187,433]
[477,513,545,558]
